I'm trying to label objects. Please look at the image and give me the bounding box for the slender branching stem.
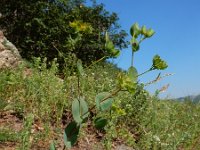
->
[137,67,154,77]
[131,51,134,67]
[77,76,80,99]
[87,56,107,69]
[139,36,146,44]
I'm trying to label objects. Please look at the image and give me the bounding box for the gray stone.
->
[0,30,21,69]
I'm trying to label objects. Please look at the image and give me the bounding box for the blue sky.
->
[88,0,200,98]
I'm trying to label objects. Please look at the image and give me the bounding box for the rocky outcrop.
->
[0,31,21,69]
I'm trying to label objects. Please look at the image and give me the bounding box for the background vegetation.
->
[0,0,127,70]
[0,61,200,149]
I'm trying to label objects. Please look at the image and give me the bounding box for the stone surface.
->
[0,31,21,69]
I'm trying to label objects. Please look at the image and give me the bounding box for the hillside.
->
[1,61,200,150]
[176,94,200,103]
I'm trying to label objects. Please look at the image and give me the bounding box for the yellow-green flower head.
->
[152,55,168,70]
[141,25,155,38]
[130,23,141,38]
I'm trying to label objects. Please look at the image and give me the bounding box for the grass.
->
[0,130,19,142]
[0,60,200,149]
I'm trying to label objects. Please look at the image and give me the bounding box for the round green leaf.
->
[64,121,80,148]
[72,98,89,124]
[79,98,89,120]
[72,99,82,124]
[128,66,138,83]
[95,92,113,111]
[94,117,108,130]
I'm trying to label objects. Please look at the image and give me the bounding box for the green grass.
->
[0,130,19,142]
[0,60,200,149]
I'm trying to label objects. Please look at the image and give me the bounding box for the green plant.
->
[20,113,34,150]
[50,22,168,149]
[0,130,19,142]
[0,0,127,69]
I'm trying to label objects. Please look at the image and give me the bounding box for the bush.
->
[0,0,128,70]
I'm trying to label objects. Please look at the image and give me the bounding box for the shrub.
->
[0,0,128,69]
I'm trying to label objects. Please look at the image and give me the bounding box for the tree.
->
[0,0,128,69]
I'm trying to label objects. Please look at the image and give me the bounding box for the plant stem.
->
[77,76,80,99]
[139,36,146,44]
[137,67,153,77]
[87,56,107,69]
[63,145,66,150]
[131,51,134,67]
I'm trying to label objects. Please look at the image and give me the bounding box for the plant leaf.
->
[105,31,110,42]
[79,97,89,120]
[111,49,120,57]
[72,99,82,124]
[77,59,84,76]
[95,92,113,111]
[94,117,108,130]
[128,66,138,82]
[72,98,89,124]
[49,141,56,150]
[105,41,115,52]
[64,121,80,148]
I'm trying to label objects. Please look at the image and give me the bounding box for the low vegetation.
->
[1,59,200,150]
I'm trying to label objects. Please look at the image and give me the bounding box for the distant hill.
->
[176,94,200,104]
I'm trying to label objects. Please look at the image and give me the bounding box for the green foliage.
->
[58,22,168,148]
[77,59,84,76]
[117,73,137,94]
[1,51,200,149]
[95,92,113,111]
[0,130,19,142]
[94,117,108,130]
[130,22,140,38]
[0,0,128,69]
[0,21,170,149]
[127,66,138,83]
[64,121,80,148]
[21,113,34,150]
[72,98,89,124]
[105,32,121,57]
[130,22,155,52]
[134,98,200,149]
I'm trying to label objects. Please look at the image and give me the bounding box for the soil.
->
[0,110,133,150]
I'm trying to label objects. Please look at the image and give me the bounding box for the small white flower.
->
[153,135,161,142]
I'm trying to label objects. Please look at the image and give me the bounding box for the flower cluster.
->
[152,55,168,70]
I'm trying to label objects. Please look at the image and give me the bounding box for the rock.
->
[0,31,21,69]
